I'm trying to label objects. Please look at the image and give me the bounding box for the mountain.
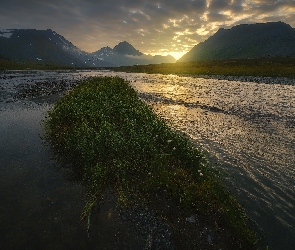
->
[93,46,114,58]
[113,41,143,56]
[0,29,176,67]
[178,21,295,62]
[92,41,176,66]
[0,29,111,67]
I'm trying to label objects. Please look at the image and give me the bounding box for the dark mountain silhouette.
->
[91,41,176,66]
[113,41,143,56]
[0,29,111,67]
[94,46,114,57]
[151,54,176,64]
[178,21,295,62]
[0,29,175,67]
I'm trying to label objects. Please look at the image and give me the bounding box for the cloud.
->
[0,0,294,55]
[208,0,231,10]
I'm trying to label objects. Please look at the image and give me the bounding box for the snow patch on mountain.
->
[0,29,13,38]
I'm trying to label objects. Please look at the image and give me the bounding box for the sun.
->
[149,51,187,60]
[168,51,186,60]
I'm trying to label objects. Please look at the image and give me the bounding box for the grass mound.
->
[44,76,257,248]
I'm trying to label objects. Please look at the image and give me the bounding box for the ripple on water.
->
[1,71,295,249]
[122,73,295,250]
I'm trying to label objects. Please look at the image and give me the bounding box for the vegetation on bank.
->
[0,58,110,71]
[114,57,295,77]
[44,76,258,248]
[2,56,295,79]
[0,59,74,70]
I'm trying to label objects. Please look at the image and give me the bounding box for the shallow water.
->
[122,73,295,250]
[1,70,295,249]
[0,103,90,249]
[101,72,295,249]
[0,70,161,250]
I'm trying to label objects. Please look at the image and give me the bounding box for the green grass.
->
[0,59,74,70]
[0,58,108,70]
[44,76,258,248]
[115,57,295,77]
[3,56,295,77]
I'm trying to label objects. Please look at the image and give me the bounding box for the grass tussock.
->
[44,76,257,247]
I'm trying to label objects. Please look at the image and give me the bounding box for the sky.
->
[0,0,295,59]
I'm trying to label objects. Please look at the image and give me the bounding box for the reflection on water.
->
[0,71,159,249]
[65,71,295,249]
[1,70,295,249]
[97,72,295,249]
[0,102,90,249]
[121,73,295,250]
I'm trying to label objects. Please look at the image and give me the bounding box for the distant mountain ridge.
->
[91,41,175,66]
[113,41,143,56]
[0,29,175,67]
[0,29,108,67]
[179,21,295,62]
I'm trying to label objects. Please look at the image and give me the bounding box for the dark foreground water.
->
[1,70,295,249]
[0,102,91,249]
[0,70,169,250]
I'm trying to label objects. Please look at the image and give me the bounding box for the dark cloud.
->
[0,0,294,58]
[208,0,230,10]
[206,12,231,22]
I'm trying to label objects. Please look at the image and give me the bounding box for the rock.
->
[186,215,196,223]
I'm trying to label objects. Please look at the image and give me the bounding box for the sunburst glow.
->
[0,0,294,59]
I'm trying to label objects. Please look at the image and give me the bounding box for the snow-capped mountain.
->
[0,29,176,67]
[92,41,176,66]
[0,29,112,67]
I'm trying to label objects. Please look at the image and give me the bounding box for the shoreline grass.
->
[114,57,295,77]
[44,76,259,248]
[2,57,295,79]
[0,59,111,71]
[0,59,75,70]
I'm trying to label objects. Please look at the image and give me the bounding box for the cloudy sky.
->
[1,0,295,59]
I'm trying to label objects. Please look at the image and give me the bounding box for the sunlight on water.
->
[1,70,295,249]
[108,72,295,250]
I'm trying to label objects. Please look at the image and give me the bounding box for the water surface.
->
[0,70,156,249]
[124,73,295,250]
[1,70,295,249]
[99,72,295,249]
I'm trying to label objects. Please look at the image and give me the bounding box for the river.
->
[1,70,295,249]
[0,70,156,250]
[106,71,295,250]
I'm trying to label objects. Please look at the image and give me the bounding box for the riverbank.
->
[44,76,260,249]
[114,57,295,78]
[2,57,295,79]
